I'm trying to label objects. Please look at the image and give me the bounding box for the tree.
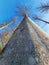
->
[0,4,31,30]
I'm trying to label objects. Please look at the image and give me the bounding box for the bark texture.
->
[0,17,49,65]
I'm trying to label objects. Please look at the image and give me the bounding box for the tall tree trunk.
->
[0,16,49,65]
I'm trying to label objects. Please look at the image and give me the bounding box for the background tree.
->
[0,17,16,30]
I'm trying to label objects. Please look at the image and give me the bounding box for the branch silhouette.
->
[33,15,49,24]
[15,4,31,17]
[37,3,49,13]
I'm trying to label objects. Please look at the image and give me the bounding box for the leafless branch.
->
[15,4,31,17]
[33,15,49,24]
[37,3,49,13]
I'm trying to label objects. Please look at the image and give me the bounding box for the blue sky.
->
[0,0,49,34]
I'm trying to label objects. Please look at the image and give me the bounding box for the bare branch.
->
[15,4,31,17]
[37,3,49,13]
[33,15,49,24]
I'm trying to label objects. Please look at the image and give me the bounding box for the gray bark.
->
[0,17,49,65]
